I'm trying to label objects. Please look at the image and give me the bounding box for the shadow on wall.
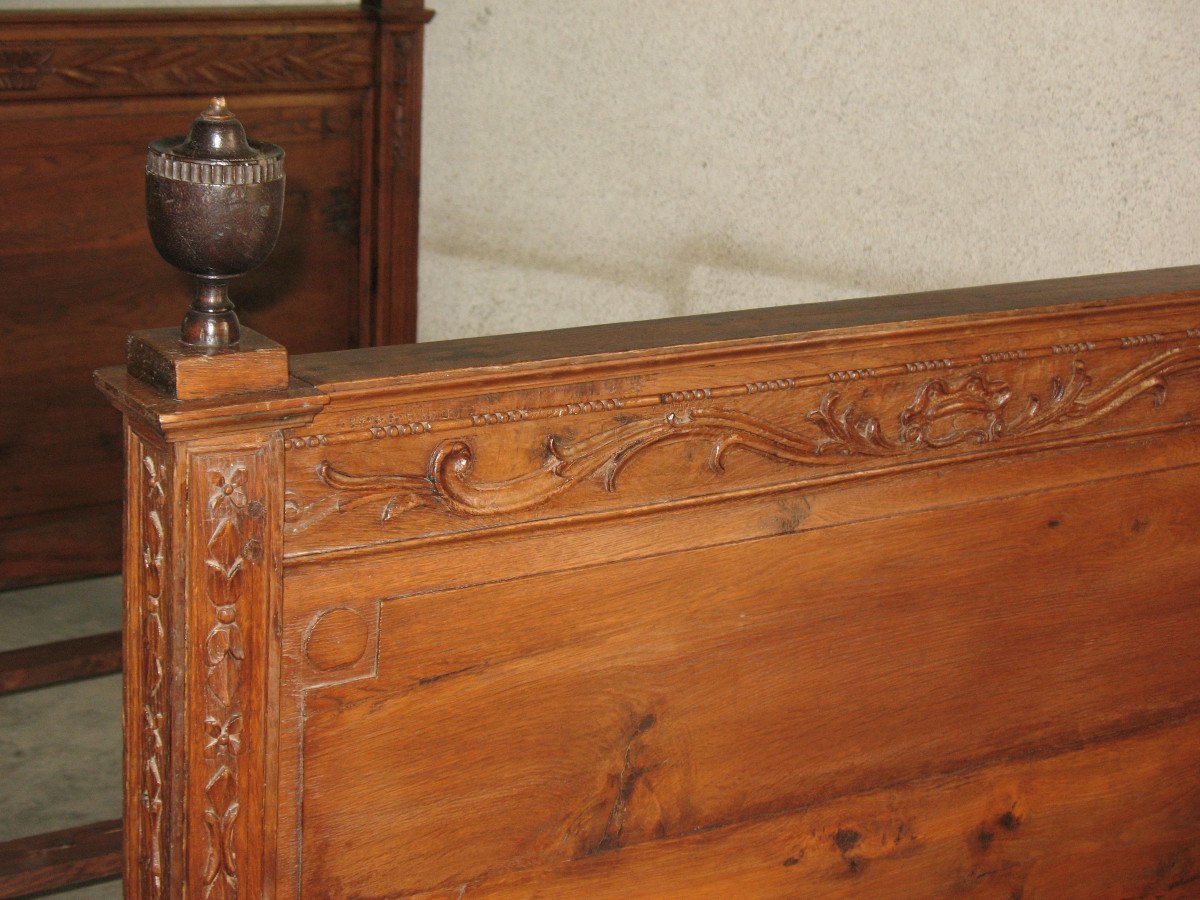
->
[418,219,917,342]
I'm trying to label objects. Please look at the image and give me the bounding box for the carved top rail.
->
[99,265,1200,563]
[0,2,431,99]
[290,266,1200,396]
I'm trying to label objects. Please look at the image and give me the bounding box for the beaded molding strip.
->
[147,143,284,185]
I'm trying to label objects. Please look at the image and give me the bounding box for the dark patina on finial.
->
[145,97,285,348]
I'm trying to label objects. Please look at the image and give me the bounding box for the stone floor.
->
[0,576,123,898]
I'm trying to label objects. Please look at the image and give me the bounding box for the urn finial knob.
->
[145,97,286,348]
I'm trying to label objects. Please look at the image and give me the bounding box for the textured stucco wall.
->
[7,1,1199,342]
[418,0,1200,340]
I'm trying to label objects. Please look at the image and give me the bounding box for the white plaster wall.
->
[418,0,1200,340]
[6,1,1198,342]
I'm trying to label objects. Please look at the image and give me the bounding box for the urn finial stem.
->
[183,279,239,347]
[145,99,286,350]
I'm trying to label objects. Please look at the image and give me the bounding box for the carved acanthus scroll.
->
[813,348,1198,454]
[284,348,1200,532]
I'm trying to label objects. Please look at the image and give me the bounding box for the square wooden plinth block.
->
[127,327,290,400]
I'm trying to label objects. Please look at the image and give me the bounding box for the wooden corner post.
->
[366,0,435,345]
[95,102,325,898]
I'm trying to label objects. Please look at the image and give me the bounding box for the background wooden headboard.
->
[0,1,431,589]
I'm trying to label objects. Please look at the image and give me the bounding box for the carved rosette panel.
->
[139,447,170,899]
[0,32,373,97]
[194,453,268,900]
[0,46,52,90]
[284,344,1200,549]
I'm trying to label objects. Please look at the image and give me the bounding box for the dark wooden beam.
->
[0,819,121,898]
[0,632,122,695]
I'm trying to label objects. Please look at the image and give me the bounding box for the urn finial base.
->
[127,326,289,401]
[182,280,240,348]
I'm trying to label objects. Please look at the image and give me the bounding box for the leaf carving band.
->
[283,349,1200,533]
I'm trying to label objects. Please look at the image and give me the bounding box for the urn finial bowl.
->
[145,97,285,348]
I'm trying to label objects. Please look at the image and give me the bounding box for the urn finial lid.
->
[147,96,284,186]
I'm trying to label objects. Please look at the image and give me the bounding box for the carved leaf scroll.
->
[284,348,1200,533]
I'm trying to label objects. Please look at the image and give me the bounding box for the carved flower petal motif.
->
[206,518,245,583]
[205,713,243,755]
[139,451,169,900]
[205,621,244,706]
[208,467,248,517]
[198,455,259,900]
[807,393,895,457]
[0,47,53,91]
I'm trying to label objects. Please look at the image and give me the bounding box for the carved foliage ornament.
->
[0,46,52,90]
[284,348,1200,532]
[0,34,371,94]
[200,463,264,899]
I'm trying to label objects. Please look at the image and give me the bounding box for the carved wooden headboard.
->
[96,264,1200,896]
[0,1,431,590]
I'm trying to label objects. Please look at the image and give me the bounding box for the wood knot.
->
[833,828,861,853]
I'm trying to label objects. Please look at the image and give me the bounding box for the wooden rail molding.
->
[0,819,122,899]
[0,632,122,695]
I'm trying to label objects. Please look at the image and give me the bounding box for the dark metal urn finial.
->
[145,96,285,348]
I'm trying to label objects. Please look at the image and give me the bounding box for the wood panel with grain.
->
[418,714,1200,898]
[267,269,1200,895]
[288,460,1200,895]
